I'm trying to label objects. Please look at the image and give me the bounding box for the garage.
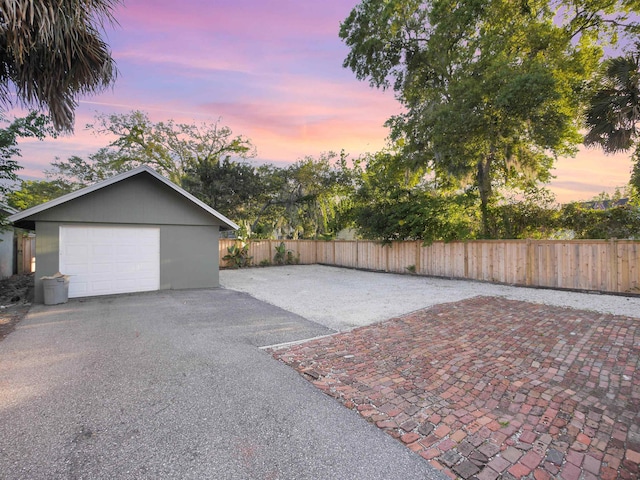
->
[9,166,238,302]
[59,226,160,298]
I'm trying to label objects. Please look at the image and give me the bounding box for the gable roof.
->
[8,165,239,231]
[580,198,630,210]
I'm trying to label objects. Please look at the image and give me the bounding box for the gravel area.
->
[220,265,640,332]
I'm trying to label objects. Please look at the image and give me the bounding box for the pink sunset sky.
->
[12,0,635,203]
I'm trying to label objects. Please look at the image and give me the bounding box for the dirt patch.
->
[0,274,33,341]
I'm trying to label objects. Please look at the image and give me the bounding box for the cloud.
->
[550,146,632,202]
[107,0,355,82]
[114,0,354,41]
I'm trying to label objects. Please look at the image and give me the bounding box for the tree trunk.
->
[477,155,493,238]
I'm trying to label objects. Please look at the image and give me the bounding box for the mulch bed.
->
[270,296,640,480]
[0,274,33,342]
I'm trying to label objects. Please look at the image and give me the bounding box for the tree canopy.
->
[34,111,354,239]
[340,0,640,236]
[347,148,476,242]
[5,178,74,211]
[0,0,119,131]
[0,111,55,227]
[0,111,54,196]
[86,111,255,184]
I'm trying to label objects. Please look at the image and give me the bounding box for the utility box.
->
[41,273,70,305]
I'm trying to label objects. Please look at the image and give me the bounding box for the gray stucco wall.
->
[34,222,59,302]
[30,174,220,227]
[160,225,220,290]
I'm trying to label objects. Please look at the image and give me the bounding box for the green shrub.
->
[223,241,252,268]
[274,242,299,265]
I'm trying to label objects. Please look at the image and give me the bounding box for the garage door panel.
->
[118,277,157,291]
[62,263,90,275]
[91,244,115,257]
[60,226,160,298]
[115,262,137,274]
[117,245,139,257]
[65,245,89,257]
[90,262,116,275]
[70,283,89,296]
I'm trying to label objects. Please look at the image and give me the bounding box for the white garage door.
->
[59,226,160,298]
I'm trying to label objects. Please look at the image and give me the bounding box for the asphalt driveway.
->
[0,289,445,480]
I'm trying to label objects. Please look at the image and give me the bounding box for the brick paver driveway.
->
[271,296,640,480]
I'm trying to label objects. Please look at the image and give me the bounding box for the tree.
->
[87,111,255,184]
[488,188,561,239]
[254,153,355,239]
[0,112,55,227]
[182,158,267,224]
[0,0,119,132]
[0,111,55,198]
[5,179,76,210]
[340,0,638,237]
[46,148,129,186]
[560,202,640,239]
[349,149,477,242]
[52,114,356,237]
[584,49,640,192]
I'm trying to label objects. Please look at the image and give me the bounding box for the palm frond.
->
[0,0,120,132]
[584,52,640,154]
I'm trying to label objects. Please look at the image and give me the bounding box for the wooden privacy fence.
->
[219,239,640,295]
[16,234,35,275]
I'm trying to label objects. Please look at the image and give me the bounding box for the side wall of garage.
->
[160,225,219,290]
[35,222,59,302]
[34,222,221,302]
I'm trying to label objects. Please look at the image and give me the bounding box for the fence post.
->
[610,238,619,293]
[464,241,469,279]
[355,240,359,269]
[386,243,390,272]
[526,239,533,286]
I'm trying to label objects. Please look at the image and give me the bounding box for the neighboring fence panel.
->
[333,241,357,268]
[296,240,319,264]
[356,241,383,271]
[219,238,640,295]
[17,234,35,275]
[247,240,272,264]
